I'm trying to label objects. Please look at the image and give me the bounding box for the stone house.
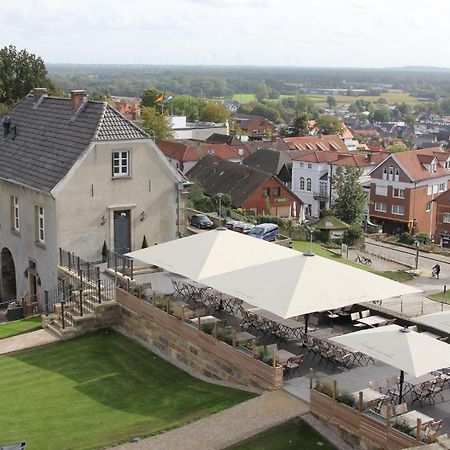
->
[0,89,187,306]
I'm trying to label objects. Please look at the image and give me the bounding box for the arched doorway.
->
[1,248,17,302]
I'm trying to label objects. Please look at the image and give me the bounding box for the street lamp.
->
[217,193,224,223]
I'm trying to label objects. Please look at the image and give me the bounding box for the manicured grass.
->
[227,417,335,450]
[0,330,254,450]
[428,291,450,303]
[0,316,42,340]
[232,93,257,103]
[292,241,413,282]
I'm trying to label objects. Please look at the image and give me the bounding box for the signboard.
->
[274,198,288,203]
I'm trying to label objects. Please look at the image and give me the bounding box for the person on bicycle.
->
[432,263,441,279]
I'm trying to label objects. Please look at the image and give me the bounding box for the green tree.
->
[404,114,416,126]
[291,113,310,136]
[172,95,203,121]
[0,45,53,104]
[141,87,163,108]
[294,95,316,114]
[316,114,344,135]
[326,96,337,109]
[331,166,367,226]
[140,107,173,140]
[371,108,391,122]
[254,82,269,102]
[386,144,408,153]
[198,101,230,122]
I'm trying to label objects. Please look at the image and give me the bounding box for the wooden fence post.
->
[272,349,276,368]
[332,380,337,401]
[252,339,256,357]
[232,330,236,348]
[359,391,363,412]
[309,368,314,389]
[416,419,421,443]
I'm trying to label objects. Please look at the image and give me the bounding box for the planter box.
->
[6,306,24,321]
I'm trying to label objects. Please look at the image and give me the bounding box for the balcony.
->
[313,181,329,200]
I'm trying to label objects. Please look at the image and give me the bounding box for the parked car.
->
[234,222,255,234]
[248,223,279,241]
[224,220,242,230]
[189,214,214,229]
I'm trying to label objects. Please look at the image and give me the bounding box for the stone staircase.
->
[43,285,120,340]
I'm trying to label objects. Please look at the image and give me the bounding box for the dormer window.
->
[382,167,387,180]
[394,169,400,182]
[430,163,437,173]
[388,166,394,181]
[445,161,450,170]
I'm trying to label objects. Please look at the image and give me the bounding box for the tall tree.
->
[140,107,173,141]
[331,166,367,225]
[0,45,53,104]
[198,101,230,123]
[326,95,337,109]
[141,87,163,108]
[316,114,344,135]
[291,113,310,136]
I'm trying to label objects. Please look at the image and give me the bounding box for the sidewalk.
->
[0,329,60,355]
[111,391,309,450]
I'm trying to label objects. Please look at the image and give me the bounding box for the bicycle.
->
[354,254,372,266]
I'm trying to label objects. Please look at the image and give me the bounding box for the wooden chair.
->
[412,381,435,407]
[429,378,445,404]
[284,355,304,379]
[368,380,382,392]
[394,403,408,416]
[385,375,400,402]
[424,419,443,438]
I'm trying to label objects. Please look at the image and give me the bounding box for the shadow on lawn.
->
[10,329,252,418]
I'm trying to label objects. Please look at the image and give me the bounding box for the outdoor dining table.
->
[352,388,389,406]
[356,315,388,327]
[396,410,434,429]
[274,349,296,364]
[189,315,221,327]
[234,331,256,344]
[404,373,437,386]
[247,307,304,341]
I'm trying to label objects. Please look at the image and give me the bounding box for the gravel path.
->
[111,391,309,450]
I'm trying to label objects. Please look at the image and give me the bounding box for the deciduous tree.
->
[0,45,53,104]
[316,114,343,135]
[140,107,173,140]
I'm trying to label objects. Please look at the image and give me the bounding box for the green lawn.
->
[232,92,420,106]
[0,316,42,340]
[428,291,450,304]
[0,330,254,450]
[227,418,335,450]
[292,241,413,282]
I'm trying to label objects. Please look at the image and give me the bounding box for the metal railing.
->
[106,249,134,280]
[59,248,101,283]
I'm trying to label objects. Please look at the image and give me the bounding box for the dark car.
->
[189,214,214,229]
[224,220,242,230]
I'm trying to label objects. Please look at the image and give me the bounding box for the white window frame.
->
[37,206,45,243]
[307,163,312,169]
[306,178,312,192]
[382,167,387,180]
[439,183,446,192]
[375,202,387,212]
[394,169,400,182]
[393,188,405,198]
[427,185,432,196]
[392,205,405,215]
[433,184,438,195]
[299,177,305,190]
[426,202,431,212]
[443,213,450,223]
[430,163,437,173]
[299,162,304,167]
[389,166,394,181]
[445,161,450,169]
[12,196,20,232]
[112,151,130,177]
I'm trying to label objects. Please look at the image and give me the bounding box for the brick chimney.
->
[70,90,87,112]
[33,88,48,103]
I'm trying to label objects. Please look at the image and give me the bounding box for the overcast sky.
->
[1,0,449,67]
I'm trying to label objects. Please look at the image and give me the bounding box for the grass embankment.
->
[0,316,42,340]
[0,330,254,449]
[227,417,335,450]
[428,290,450,304]
[292,241,413,282]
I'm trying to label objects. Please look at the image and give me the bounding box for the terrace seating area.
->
[130,270,450,438]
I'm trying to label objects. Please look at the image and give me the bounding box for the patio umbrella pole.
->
[304,314,309,334]
[399,369,404,404]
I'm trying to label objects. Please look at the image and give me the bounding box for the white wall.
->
[0,180,58,305]
[53,140,185,261]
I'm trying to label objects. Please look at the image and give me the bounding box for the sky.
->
[1,0,449,68]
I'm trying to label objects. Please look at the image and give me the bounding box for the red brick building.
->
[433,190,450,247]
[186,155,302,217]
[368,148,450,236]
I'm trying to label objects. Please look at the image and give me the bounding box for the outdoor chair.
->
[338,305,352,318]
[429,378,445,404]
[411,381,435,407]
[385,375,400,402]
[424,419,443,438]
[438,336,448,342]
[394,402,408,416]
[435,368,450,389]
[408,325,418,332]
[333,349,353,370]
[360,310,371,318]
[327,309,341,320]
[384,318,397,326]
[350,312,366,329]
[283,355,304,379]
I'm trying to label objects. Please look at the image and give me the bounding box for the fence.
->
[376,295,450,317]
[59,248,101,283]
[310,389,421,449]
[106,250,134,280]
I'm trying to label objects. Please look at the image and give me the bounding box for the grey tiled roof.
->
[0,95,148,193]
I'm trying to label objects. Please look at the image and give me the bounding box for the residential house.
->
[432,190,450,247]
[291,151,387,219]
[114,100,140,121]
[157,139,250,174]
[243,138,291,154]
[205,133,242,146]
[231,114,277,140]
[0,89,187,307]
[368,148,450,236]
[243,148,292,187]
[187,156,302,218]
